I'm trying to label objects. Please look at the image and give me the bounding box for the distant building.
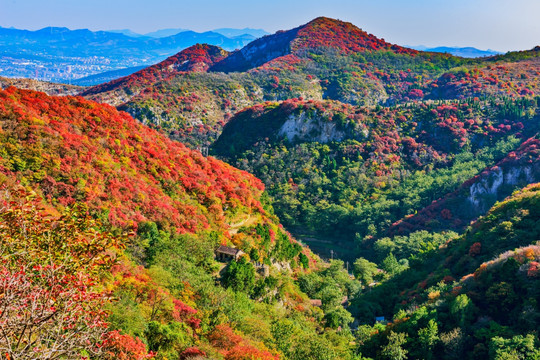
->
[215,245,245,262]
[310,299,322,307]
[375,316,385,323]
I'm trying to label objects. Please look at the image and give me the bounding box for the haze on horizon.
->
[1,0,539,52]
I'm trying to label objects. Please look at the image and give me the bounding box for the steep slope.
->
[354,183,540,359]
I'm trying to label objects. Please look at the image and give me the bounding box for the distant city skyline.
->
[1,0,539,52]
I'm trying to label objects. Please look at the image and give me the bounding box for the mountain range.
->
[0,25,262,82]
[410,45,501,58]
[111,27,269,39]
[1,15,539,359]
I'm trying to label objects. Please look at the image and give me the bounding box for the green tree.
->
[324,306,354,329]
[221,257,256,294]
[271,319,297,358]
[382,253,405,276]
[450,294,473,327]
[489,334,540,360]
[381,331,408,360]
[145,321,186,354]
[418,319,439,360]
[374,238,396,261]
[353,258,378,286]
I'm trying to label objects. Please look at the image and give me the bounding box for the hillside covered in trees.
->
[1,14,540,360]
[0,87,361,359]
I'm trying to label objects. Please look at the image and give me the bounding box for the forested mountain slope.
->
[0,87,360,359]
[212,96,540,261]
[353,183,540,359]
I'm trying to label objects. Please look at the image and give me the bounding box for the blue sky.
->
[1,0,539,52]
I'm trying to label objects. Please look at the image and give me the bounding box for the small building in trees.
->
[215,245,245,262]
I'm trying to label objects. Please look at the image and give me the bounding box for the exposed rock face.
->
[278,111,346,143]
[468,165,535,211]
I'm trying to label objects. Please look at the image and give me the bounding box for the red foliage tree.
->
[102,331,154,360]
[0,187,124,359]
[469,242,482,257]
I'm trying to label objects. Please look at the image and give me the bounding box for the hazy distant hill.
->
[411,45,501,57]
[143,28,189,38]
[213,27,269,38]
[108,28,149,38]
[110,27,268,39]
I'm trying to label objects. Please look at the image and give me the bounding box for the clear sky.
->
[1,0,539,52]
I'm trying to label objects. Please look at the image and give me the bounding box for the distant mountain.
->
[0,26,254,82]
[410,45,501,58]
[108,29,147,38]
[0,26,250,56]
[213,27,269,38]
[116,27,268,39]
[150,30,247,52]
[143,28,189,38]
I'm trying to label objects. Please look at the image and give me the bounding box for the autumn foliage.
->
[292,17,417,55]
[0,87,267,233]
[0,187,123,359]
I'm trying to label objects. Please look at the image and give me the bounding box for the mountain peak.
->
[155,43,228,72]
[291,17,416,54]
[211,17,416,72]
